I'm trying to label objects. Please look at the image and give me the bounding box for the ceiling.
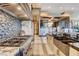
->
[1,3,79,20]
[0,3,32,20]
[40,3,79,17]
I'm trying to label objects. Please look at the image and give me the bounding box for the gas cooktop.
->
[0,36,29,47]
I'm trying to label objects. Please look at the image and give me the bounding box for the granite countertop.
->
[48,34,79,51]
[67,43,79,51]
[0,47,19,56]
[0,37,33,56]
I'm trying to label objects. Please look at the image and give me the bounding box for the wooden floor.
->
[27,35,54,56]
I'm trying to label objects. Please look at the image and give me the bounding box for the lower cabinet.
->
[69,47,79,56]
[54,39,69,56]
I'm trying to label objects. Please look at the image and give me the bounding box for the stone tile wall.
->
[0,10,21,42]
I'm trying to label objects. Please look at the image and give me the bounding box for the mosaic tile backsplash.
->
[0,11,21,42]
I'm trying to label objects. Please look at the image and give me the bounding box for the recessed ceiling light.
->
[17,6,22,10]
[71,7,74,10]
[48,6,51,9]
[47,6,52,11]
[24,14,27,17]
[60,7,64,11]
[60,7,65,13]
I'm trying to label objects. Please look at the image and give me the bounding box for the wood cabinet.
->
[69,47,79,56]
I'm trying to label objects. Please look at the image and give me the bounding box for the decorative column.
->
[32,5,41,35]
